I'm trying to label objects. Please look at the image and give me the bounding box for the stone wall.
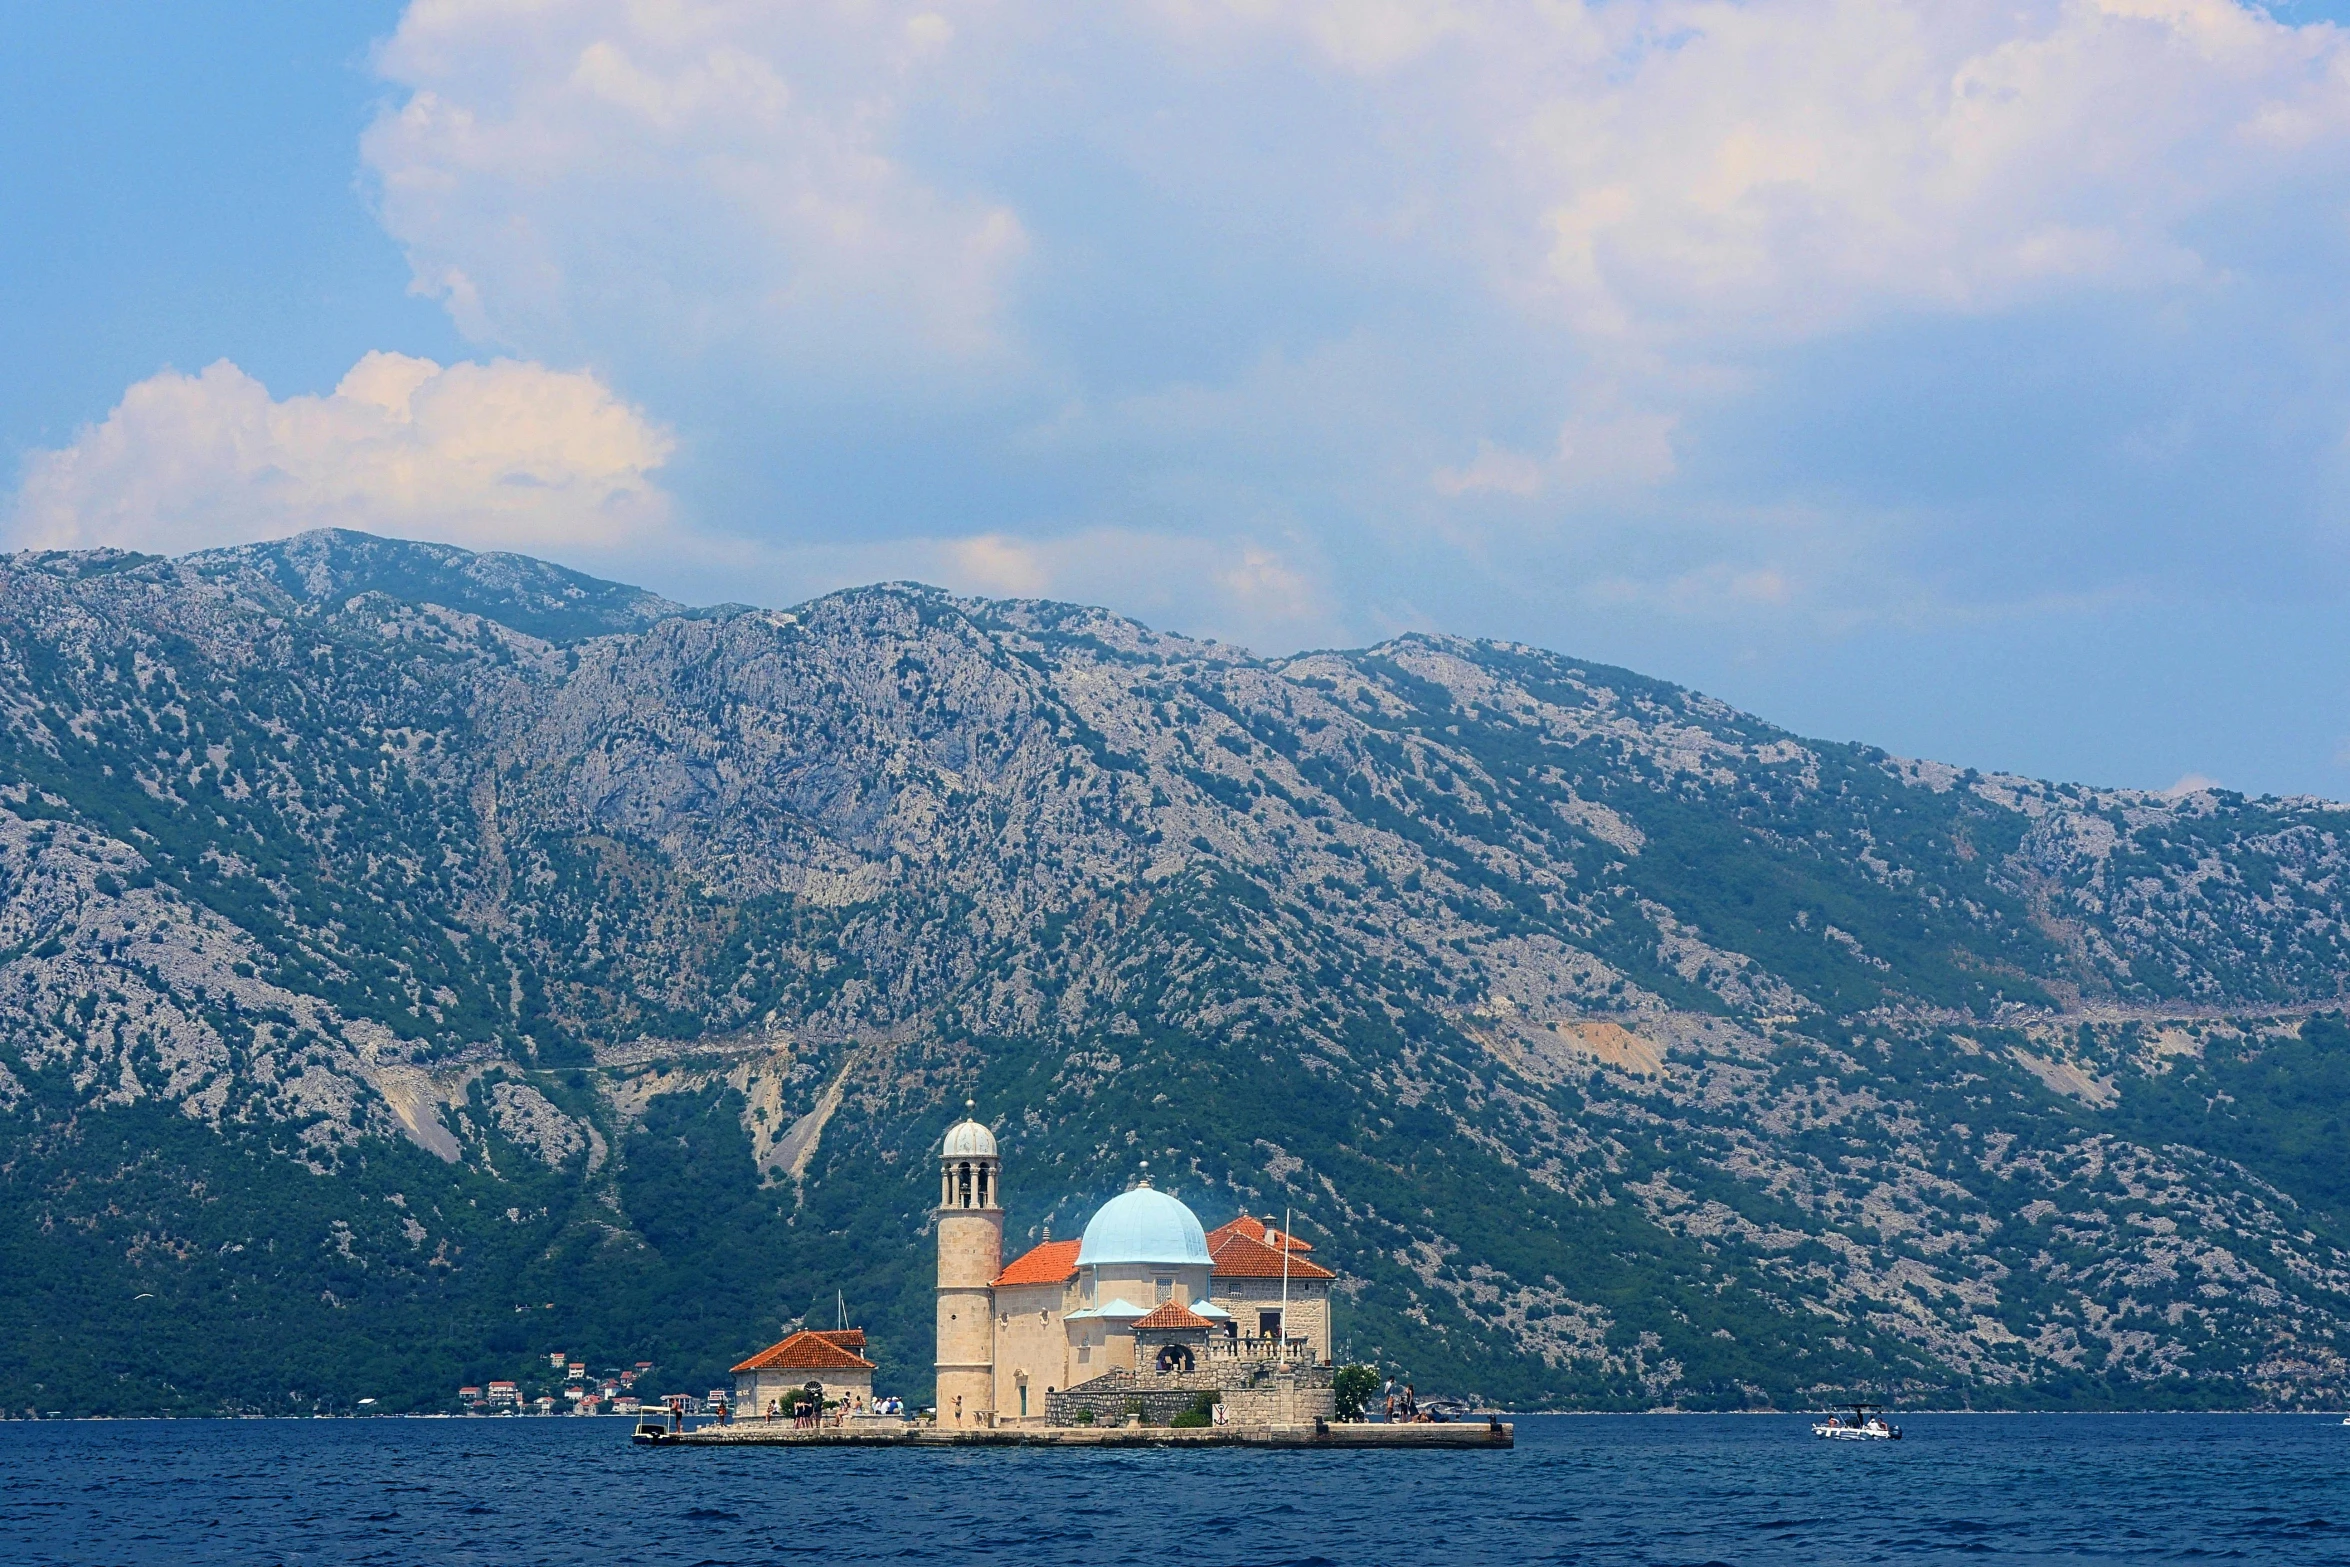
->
[733,1367,873,1416]
[1043,1361,1334,1428]
[1221,1378,1336,1427]
[993,1281,1069,1422]
[1211,1278,1331,1363]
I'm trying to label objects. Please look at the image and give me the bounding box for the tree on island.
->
[1334,1365,1379,1423]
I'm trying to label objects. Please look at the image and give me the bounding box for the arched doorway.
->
[1155,1344,1195,1374]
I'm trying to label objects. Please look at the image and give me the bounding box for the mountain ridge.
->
[2,531,2347,1416]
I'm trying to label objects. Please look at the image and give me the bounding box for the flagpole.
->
[1280,1205,1291,1359]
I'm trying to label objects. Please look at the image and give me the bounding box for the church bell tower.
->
[935,1102,1002,1426]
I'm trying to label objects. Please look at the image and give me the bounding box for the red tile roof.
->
[1205,1214,1314,1253]
[730,1329,877,1374]
[812,1329,865,1351]
[1210,1231,1336,1280]
[992,1238,1082,1288]
[1132,1300,1214,1332]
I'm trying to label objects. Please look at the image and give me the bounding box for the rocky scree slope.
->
[2,530,2348,1414]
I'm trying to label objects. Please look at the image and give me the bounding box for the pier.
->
[638,1419,1512,1450]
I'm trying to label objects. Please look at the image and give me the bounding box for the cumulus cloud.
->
[9,353,674,557]
[657,524,1344,653]
[1435,393,1681,499]
[1204,0,2350,339]
[932,527,1338,647]
[364,0,1026,376]
[348,0,2350,642]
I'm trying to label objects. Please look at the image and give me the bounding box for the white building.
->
[931,1112,1336,1428]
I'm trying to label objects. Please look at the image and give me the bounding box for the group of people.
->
[750,1391,906,1428]
[759,1396,828,1429]
[1382,1380,1438,1423]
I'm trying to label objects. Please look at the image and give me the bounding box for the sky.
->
[7,1,2350,799]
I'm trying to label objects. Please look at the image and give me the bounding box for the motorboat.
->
[1812,1402,1901,1440]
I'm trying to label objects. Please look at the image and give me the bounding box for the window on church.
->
[1259,1311,1283,1339]
[1155,1276,1173,1303]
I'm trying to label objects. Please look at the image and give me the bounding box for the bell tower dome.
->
[934,1101,1002,1425]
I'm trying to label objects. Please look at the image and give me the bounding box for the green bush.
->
[1073,1407,1094,1425]
[1334,1364,1378,1422]
[1169,1390,1219,1428]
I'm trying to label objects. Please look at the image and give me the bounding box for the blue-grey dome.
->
[1075,1187,1210,1268]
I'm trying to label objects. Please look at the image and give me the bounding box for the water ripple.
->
[4,1414,2349,1565]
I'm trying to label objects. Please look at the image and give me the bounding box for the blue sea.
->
[4,1413,2343,1565]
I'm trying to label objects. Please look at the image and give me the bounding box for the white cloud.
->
[1154,0,1480,73]
[333,0,2350,660]
[1195,0,2350,341]
[1434,441,1545,499]
[947,532,1053,597]
[364,0,2350,373]
[931,527,1336,646]
[10,353,674,557]
[1437,394,1681,499]
[665,524,1342,653]
[1557,1,2323,335]
[363,0,1027,375]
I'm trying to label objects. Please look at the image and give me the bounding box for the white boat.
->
[1812,1402,1902,1441]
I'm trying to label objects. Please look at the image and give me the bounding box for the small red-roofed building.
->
[1208,1226,1337,1359]
[1131,1299,1216,1375]
[1204,1214,1314,1254]
[730,1328,877,1417]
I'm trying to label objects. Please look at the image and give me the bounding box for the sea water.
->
[4,1413,2341,1565]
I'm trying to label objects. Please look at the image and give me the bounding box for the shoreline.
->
[645,1419,1515,1449]
[10,1408,2350,1423]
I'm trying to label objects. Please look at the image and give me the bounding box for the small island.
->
[639,1109,1509,1450]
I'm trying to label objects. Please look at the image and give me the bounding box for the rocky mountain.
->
[3,529,2348,1415]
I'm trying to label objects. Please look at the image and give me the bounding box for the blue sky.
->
[7,1,2350,799]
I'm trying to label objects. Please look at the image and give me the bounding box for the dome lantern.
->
[938,1100,1000,1211]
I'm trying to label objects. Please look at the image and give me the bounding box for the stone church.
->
[934,1109,1338,1428]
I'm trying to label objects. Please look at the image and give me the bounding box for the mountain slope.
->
[1,533,2347,1415]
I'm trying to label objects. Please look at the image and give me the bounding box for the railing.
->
[1200,1334,1317,1365]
